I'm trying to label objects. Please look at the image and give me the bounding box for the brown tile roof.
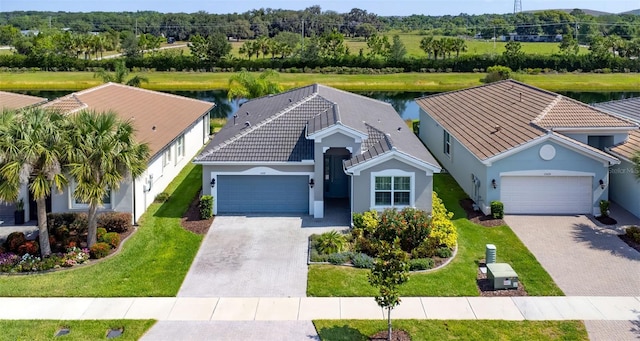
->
[43,83,214,158]
[416,80,635,161]
[610,130,640,161]
[0,91,47,110]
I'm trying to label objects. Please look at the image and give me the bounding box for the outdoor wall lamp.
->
[210,178,216,188]
[309,178,315,188]
[599,179,605,189]
[491,179,497,189]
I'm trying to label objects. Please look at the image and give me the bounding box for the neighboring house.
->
[417,80,637,216]
[194,84,441,219]
[0,91,48,224]
[594,97,640,218]
[41,83,214,224]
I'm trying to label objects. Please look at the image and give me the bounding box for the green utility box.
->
[487,263,519,290]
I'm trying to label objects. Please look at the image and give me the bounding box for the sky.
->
[0,0,637,16]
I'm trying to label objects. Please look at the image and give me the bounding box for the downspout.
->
[132,178,137,225]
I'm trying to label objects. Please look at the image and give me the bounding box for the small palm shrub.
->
[316,230,347,254]
[154,192,170,203]
[89,242,111,259]
[599,200,610,217]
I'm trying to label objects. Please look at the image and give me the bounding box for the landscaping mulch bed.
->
[595,215,618,225]
[619,234,640,253]
[476,260,528,297]
[459,198,505,227]
[370,330,411,341]
[180,191,214,235]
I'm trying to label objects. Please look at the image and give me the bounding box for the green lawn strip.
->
[1,72,638,92]
[0,320,155,341]
[307,173,563,297]
[313,320,588,341]
[0,163,203,297]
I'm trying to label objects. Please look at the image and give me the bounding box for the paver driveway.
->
[505,214,640,296]
[177,215,341,297]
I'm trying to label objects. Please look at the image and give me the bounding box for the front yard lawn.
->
[0,320,155,341]
[307,173,563,297]
[0,164,204,297]
[313,320,588,340]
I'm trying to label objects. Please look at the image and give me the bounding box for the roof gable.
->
[196,84,440,170]
[42,83,214,157]
[416,80,634,161]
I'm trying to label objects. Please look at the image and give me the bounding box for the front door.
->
[324,154,350,198]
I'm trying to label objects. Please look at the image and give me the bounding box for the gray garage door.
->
[217,175,309,213]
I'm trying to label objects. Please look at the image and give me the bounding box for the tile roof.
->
[195,84,440,170]
[594,97,640,124]
[594,97,640,161]
[0,91,47,110]
[416,80,635,161]
[609,130,640,161]
[42,83,214,158]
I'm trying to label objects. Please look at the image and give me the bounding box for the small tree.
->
[368,238,410,341]
[632,151,640,181]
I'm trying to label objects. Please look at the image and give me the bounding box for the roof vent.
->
[245,121,251,128]
[397,127,402,131]
[246,111,250,115]
[494,125,501,132]
[289,98,293,102]
[152,125,156,131]
[233,114,238,125]
[519,92,522,102]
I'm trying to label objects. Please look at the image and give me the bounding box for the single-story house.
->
[0,91,48,223]
[194,84,441,218]
[416,79,637,216]
[594,97,640,218]
[40,83,215,224]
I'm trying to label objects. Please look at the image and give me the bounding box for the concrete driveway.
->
[177,215,343,297]
[505,213,640,296]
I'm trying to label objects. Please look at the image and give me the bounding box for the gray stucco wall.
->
[51,180,133,215]
[609,159,640,218]
[562,132,628,146]
[419,109,487,207]
[351,158,433,214]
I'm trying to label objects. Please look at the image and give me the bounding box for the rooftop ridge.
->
[316,84,394,109]
[531,94,562,126]
[196,93,319,160]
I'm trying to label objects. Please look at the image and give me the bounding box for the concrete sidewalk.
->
[0,296,639,321]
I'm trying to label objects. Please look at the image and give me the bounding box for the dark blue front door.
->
[324,154,350,198]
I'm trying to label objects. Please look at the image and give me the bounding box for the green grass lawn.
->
[0,320,155,341]
[1,71,639,92]
[307,173,563,297]
[0,163,203,297]
[314,320,588,341]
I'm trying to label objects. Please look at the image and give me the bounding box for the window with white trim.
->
[176,135,185,160]
[163,147,172,168]
[443,130,451,157]
[371,170,414,208]
[70,182,112,209]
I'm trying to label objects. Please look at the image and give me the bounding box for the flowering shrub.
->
[90,242,111,259]
[0,247,90,273]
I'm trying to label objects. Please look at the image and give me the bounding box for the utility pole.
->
[514,0,522,14]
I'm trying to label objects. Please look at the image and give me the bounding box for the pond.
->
[15,89,640,120]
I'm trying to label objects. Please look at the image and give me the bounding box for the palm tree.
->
[93,60,148,87]
[0,108,68,257]
[633,151,640,181]
[419,36,434,59]
[227,70,283,101]
[452,38,467,58]
[65,110,149,247]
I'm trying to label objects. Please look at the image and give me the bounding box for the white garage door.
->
[500,176,592,214]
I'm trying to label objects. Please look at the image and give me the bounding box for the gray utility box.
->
[487,263,519,290]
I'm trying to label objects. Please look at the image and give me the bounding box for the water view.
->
[16,89,640,120]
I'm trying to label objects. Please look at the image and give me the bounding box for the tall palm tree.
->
[227,70,283,101]
[0,108,68,257]
[93,60,148,87]
[65,110,149,247]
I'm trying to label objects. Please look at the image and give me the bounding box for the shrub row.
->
[1,53,638,73]
[0,246,90,273]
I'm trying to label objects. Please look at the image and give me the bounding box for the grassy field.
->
[307,173,563,297]
[1,71,638,92]
[313,320,588,341]
[0,163,203,297]
[0,320,155,341]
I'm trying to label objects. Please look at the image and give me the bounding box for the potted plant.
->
[14,199,25,225]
